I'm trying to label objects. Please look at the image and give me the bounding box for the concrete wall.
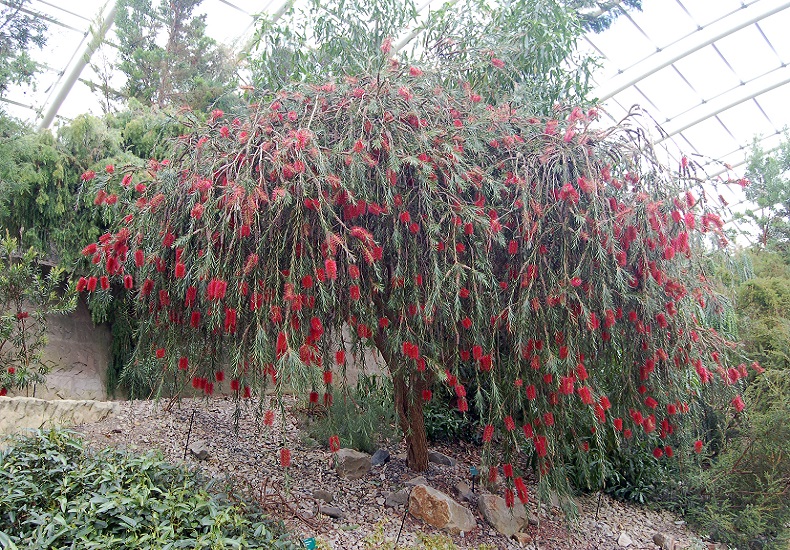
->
[21,297,112,401]
[0,396,117,438]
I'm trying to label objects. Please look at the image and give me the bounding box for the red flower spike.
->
[482,424,494,443]
[280,448,291,468]
[178,357,188,370]
[421,389,432,402]
[503,463,513,478]
[263,409,275,426]
[230,379,240,391]
[504,416,516,431]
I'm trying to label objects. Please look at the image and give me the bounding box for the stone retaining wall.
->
[0,396,117,438]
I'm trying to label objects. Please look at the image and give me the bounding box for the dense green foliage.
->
[0,0,47,95]
[115,0,237,111]
[250,0,638,115]
[0,429,298,549]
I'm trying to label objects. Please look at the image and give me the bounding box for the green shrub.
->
[306,374,397,454]
[0,429,298,549]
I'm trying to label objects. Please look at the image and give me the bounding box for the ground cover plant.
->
[0,429,297,549]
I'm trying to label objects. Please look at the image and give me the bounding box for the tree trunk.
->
[393,368,429,471]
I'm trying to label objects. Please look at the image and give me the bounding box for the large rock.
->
[409,484,476,534]
[385,489,410,508]
[477,494,528,537]
[371,448,390,466]
[335,448,371,480]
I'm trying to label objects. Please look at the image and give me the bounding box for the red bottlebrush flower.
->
[515,477,528,504]
[482,424,495,443]
[349,285,360,300]
[178,357,188,370]
[543,412,555,427]
[459,288,470,298]
[301,275,314,289]
[409,66,423,76]
[600,396,611,410]
[472,345,483,361]
[667,403,677,415]
[488,466,498,484]
[82,243,97,256]
[81,170,96,182]
[191,376,203,389]
[409,222,420,234]
[694,440,703,453]
[348,264,360,279]
[100,276,110,290]
[454,384,466,398]
[461,317,472,329]
[309,391,319,404]
[559,346,568,360]
[123,275,134,289]
[656,313,668,328]
[613,418,623,431]
[190,203,204,220]
[503,463,513,478]
[455,242,466,253]
[280,448,291,468]
[175,262,186,279]
[243,386,252,398]
[504,415,516,431]
[76,277,88,292]
[653,447,664,459]
[323,370,333,385]
[522,423,534,439]
[421,389,432,402]
[508,240,518,255]
[204,382,214,395]
[576,363,589,381]
[87,277,98,292]
[185,286,197,307]
[732,395,745,412]
[543,373,553,385]
[645,396,658,409]
[230,379,240,391]
[535,435,548,457]
[156,348,165,359]
[334,350,346,365]
[329,435,341,452]
[570,277,582,287]
[190,311,201,329]
[276,331,288,358]
[457,397,468,412]
[479,355,493,371]
[324,259,338,280]
[214,371,225,382]
[665,446,674,458]
[224,308,237,333]
[134,249,145,267]
[526,385,537,400]
[264,409,275,426]
[578,386,593,405]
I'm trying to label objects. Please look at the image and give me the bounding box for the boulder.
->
[188,439,210,460]
[513,532,533,546]
[335,448,371,480]
[428,450,457,466]
[409,484,476,534]
[477,494,528,537]
[371,448,390,466]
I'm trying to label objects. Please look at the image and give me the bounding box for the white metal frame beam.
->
[594,0,790,101]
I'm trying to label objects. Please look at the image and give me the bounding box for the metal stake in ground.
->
[395,486,413,548]
[183,408,196,460]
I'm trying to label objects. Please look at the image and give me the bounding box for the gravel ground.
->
[74,397,711,549]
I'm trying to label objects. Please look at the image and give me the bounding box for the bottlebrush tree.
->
[78,58,754,501]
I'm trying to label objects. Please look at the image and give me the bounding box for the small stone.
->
[376,497,385,505]
[454,481,475,502]
[617,532,633,547]
[385,489,410,508]
[371,448,390,466]
[513,532,533,546]
[428,450,456,466]
[313,489,334,503]
[653,532,677,550]
[188,439,210,460]
[335,448,372,480]
[405,475,428,486]
[319,505,344,519]
[528,514,539,526]
[674,520,685,526]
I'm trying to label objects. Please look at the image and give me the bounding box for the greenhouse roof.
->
[3,0,789,239]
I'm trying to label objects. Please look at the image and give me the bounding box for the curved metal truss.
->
[2,0,789,202]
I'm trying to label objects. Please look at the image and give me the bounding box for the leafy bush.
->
[0,429,298,549]
[306,374,397,454]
